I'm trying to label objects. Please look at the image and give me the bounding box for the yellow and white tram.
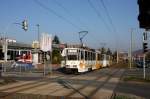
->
[100,54,111,67]
[61,45,102,73]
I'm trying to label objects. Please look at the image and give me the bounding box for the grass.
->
[114,95,136,99]
[123,76,150,83]
[111,61,129,68]
[0,77,17,85]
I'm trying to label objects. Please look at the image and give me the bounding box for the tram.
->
[61,45,102,73]
[100,54,111,67]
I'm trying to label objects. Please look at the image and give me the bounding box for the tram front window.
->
[67,49,78,60]
[67,55,77,60]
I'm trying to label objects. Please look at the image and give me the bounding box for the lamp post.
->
[36,24,40,64]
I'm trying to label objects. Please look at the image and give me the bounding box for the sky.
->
[0,0,144,52]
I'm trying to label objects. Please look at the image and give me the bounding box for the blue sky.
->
[0,0,143,51]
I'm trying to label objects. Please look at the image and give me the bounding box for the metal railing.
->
[1,61,51,77]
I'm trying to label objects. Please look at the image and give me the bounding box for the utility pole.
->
[143,53,146,79]
[143,31,148,79]
[36,24,40,63]
[117,49,119,63]
[129,28,133,69]
[3,38,8,62]
[36,24,40,43]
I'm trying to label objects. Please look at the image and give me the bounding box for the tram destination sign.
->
[67,49,77,55]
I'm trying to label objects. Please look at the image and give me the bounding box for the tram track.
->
[0,68,122,99]
[64,68,121,98]
[0,72,78,98]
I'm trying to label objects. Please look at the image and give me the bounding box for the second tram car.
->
[61,45,101,73]
[100,54,111,67]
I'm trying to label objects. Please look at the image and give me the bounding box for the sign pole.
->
[44,52,46,77]
[50,50,52,75]
[143,31,148,79]
[143,53,146,79]
[40,33,52,77]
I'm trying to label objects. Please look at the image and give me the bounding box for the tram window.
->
[92,53,94,60]
[106,55,110,60]
[91,53,93,60]
[87,52,89,60]
[100,54,103,60]
[85,51,87,60]
[98,54,100,60]
[81,51,84,60]
[93,53,96,60]
[88,52,90,60]
[100,54,106,60]
[91,53,92,60]
[67,55,77,60]
[67,49,78,60]
[92,53,95,60]
[90,52,92,60]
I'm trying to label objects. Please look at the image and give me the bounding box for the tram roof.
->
[66,44,96,52]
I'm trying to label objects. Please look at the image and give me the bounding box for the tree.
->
[146,51,150,60]
[112,51,117,61]
[52,35,61,64]
[100,47,106,54]
[106,48,112,55]
[52,49,61,64]
[52,35,60,44]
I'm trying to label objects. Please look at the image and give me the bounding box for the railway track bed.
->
[0,68,124,99]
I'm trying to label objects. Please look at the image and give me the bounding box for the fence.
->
[0,61,52,77]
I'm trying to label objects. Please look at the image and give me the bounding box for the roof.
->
[0,42,32,49]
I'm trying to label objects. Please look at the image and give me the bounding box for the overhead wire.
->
[92,0,118,48]
[99,0,119,49]
[52,0,89,30]
[34,0,82,30]
[34,0,109,48]
[87,0,112,32]
[35,0,101,47]
[99,0,118,36]
[52,0,103,47]
[87,0,118,49]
